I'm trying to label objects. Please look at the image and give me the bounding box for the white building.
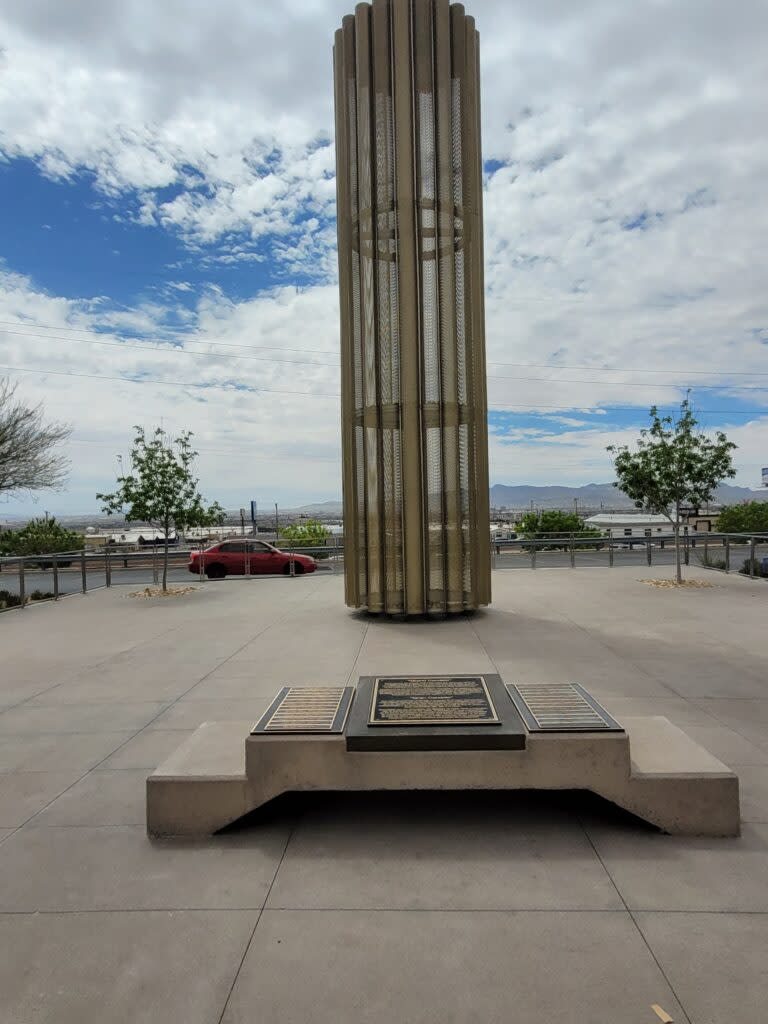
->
[584,513,671,539]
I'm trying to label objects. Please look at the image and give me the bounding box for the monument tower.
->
[334,0,491,616]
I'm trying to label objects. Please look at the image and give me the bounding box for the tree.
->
[716,501,768,535]
[517,509,603,550]
[0,516,84,558]
[0,378,71,498]
[280,519,331,547]
[608,399,736,582]
[518,509,599,536]
[98,427,224,591]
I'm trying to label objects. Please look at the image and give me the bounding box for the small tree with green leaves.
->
[716,501,768,535]
[98,427,224,591]
[280,518,331,558]
[0,516,84,558]
[517,509,603,550]
[608,399,736,582]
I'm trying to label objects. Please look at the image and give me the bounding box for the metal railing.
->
[0,542,347,609]
[2,533,766,611]
[490,532,768,576]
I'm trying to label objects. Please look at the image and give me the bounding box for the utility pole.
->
[274,503,279,542]
[239,508,246,536]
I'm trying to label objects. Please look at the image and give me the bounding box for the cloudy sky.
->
[1,0,767,517]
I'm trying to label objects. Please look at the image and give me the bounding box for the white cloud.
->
[1,0,767,509]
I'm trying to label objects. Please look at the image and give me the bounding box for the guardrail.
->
[490,532,768,576]
[0,543,347,609]
[1,533,766,611]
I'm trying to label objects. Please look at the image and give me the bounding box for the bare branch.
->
[0,378,72,499]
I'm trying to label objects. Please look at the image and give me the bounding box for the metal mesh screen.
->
[335,0,490,615]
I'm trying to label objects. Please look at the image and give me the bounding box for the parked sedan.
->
[188,540,317,579]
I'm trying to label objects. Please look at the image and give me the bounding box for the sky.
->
[1,0,767,517]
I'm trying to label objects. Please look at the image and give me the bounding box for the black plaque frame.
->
[346,675,526,752]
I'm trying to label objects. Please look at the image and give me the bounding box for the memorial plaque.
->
[251,686,354,735]
[369,676,499,727]
[345,675,526,751]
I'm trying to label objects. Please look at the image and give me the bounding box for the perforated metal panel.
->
[334,0,490,615]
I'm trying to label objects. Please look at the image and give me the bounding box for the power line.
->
[4,317,768,378]
[0,364,341,399]
[0,325,339,366]
[68,437,341,463]
[0,327,338,369]
[2,362,767,416]
[487,373,768,392]
[5,325,768,392]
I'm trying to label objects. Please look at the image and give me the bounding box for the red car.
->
[188,539,317,579]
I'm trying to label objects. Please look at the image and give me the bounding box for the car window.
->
[221,542,248,553]
[248,541,272,553]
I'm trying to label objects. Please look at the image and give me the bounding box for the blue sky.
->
[1,0,767,517]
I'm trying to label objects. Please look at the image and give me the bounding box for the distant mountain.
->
[490,482,767,510]
[286,500,344,517]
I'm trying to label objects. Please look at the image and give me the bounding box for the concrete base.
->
[147,715,740,838]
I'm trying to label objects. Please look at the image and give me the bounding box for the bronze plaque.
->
[368,675,499,727]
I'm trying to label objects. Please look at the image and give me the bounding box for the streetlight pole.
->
[274,503,279,542]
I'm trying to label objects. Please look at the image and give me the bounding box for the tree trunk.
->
[674,504,682,584]
[162,526,169,592]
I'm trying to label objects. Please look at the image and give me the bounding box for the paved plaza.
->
[1,567,768,1023]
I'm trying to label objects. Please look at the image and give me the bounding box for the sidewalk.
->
[1,567,767,1023]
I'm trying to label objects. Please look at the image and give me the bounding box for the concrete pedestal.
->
[147,715,740,838]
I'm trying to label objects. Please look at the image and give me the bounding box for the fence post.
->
[570,536,575,568]
[52,554,59,600]
[684,528,690,566]
[531,540,537,569]
[750,537,756,577]
[18,558,25,608]
[105,548,112,587]
[646,540,652,567]
[81,550,88,593]
[725,536,730,573]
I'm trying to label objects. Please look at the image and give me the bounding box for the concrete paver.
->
[33,769,150,826]
[1,567,766,1021]
[268,792,623,912]
[695,698,768,752]
[0,910,257,1024]
[635,912,768,1024]
[0,730,133,773]
[221,909,685,1024]
[0,824,289,912]
[0,772,77,827]
[100,728,195,769]
[586,822,768,911]
[0,701,171,735]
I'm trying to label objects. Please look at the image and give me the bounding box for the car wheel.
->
[282,561,304,576]
[205,564,226,580]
